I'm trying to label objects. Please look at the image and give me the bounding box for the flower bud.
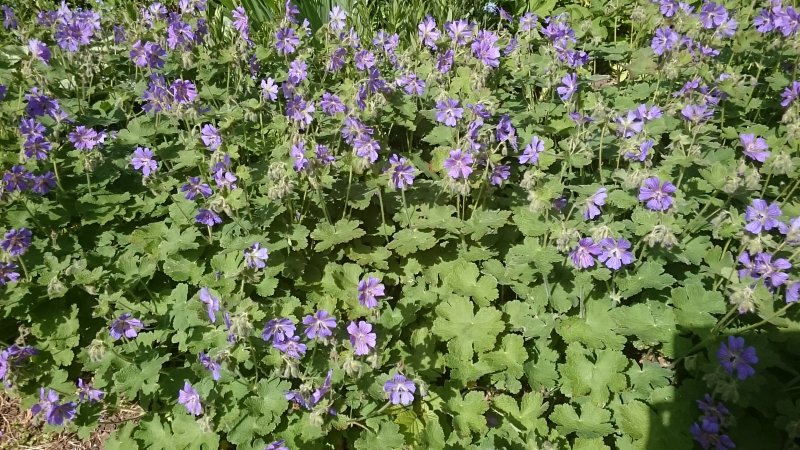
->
[88,339,106,363]
[729,283,757,315]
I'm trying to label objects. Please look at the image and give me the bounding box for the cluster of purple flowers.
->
[31,388,77,426]
[285,369,333,410]
[2,165,56,196]
[142,74,198,113]
[614,104,662,139]
[690,394,735,450]
[737,251,792,291]
[754,0,800,36]
[569,237,635,270]
[0,345,37,386]
[53,4,102,52]
[130,41,166,69]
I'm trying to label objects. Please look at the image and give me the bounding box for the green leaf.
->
[442,261,499,307]
[559,344,628,404]
[463,209,511,239]
[613,399,651,442]
[550,403,615,439]
[483,334,528,393]
[671,281,726,329]
[492,392,548,432]
[611,301,676,352]
[503,300,554,339]
[310,219,366,251]
[446,391,489,437]
[354,419,405,450]
[386,228,437,256]
[432,296,504,356]
[557,300,627,350]
[615,261,676,298]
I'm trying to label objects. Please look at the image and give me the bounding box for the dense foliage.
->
[2,0,800,448]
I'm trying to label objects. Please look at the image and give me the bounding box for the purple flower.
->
[638,177,676,211]
[142,74,171,113]
[569,237,602,269]
[198,288,220,323]
[196,209,222,227]
[496,114,517,150]
[690,419,735,450]
[384,373,416,406]
[755,252,792,287]
[651,26,679,56]
[320,92,346,115]
[29,39,51,64]
[25,88,65,120]
[598,237,635,270]
[519,136,544,165]
[680,104,714,123]
[273,335,306,359]
[201,124,222,151]
[2,4,16,29]
[166,16,195,50]
[436,49,455,74]
[435,98,464,127]
[77,379,104,404]
[471,30,501,67]
[178,381,202,416]
[329,6,346,31]
[697,394,730,423]
[626,140,653,162]
[385,154,416,190]
[717,335,758,380]
[109,313,144,340]
[261,78,278,101]
[520,13,537,31]
[358,277,385,309]
[3,165,33,192]
[311,370,333,405]
[0,262,20,285]
[285,95,315,129]
[1,228,32,257]
[489,165,510,186]
[199,352,221,381]
[131,147,158,177]
[20,118,45,140]
[739,134,770,163]
[348,320,377,356]
[354,50,375,71]
[744,199,783,234]
[446,20,472,45]
[782,81,800,107]
[275,27,300,55]
[232,6,251,45]
[130,41,166,68]
[24,136,52,160]
[303,310,336,340]
[583,187,607,220]
[287,59,308,85]
[327,47,347,72]
[265,440,289,450]
[171,79,197,104]
[291,141,310,172]
[263,318,296,344]
[699,2,729,29]
[314,144,335,165]
[354,137,380,163]
[181,177,212,200]
[557,73,578,101]
[213,168,237,191]
[31,388,59,419]
[68,126,105,151]
[615,111,644,138]
[443,149,474,179]
[396,74,426,96]
[418,16,440,49]
[787,282,800,304]
[244,243,269,269]
[32,173,56,196]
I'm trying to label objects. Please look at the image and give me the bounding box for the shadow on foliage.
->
[646,325,800,449]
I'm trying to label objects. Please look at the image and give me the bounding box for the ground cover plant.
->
[1,0,800,448]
